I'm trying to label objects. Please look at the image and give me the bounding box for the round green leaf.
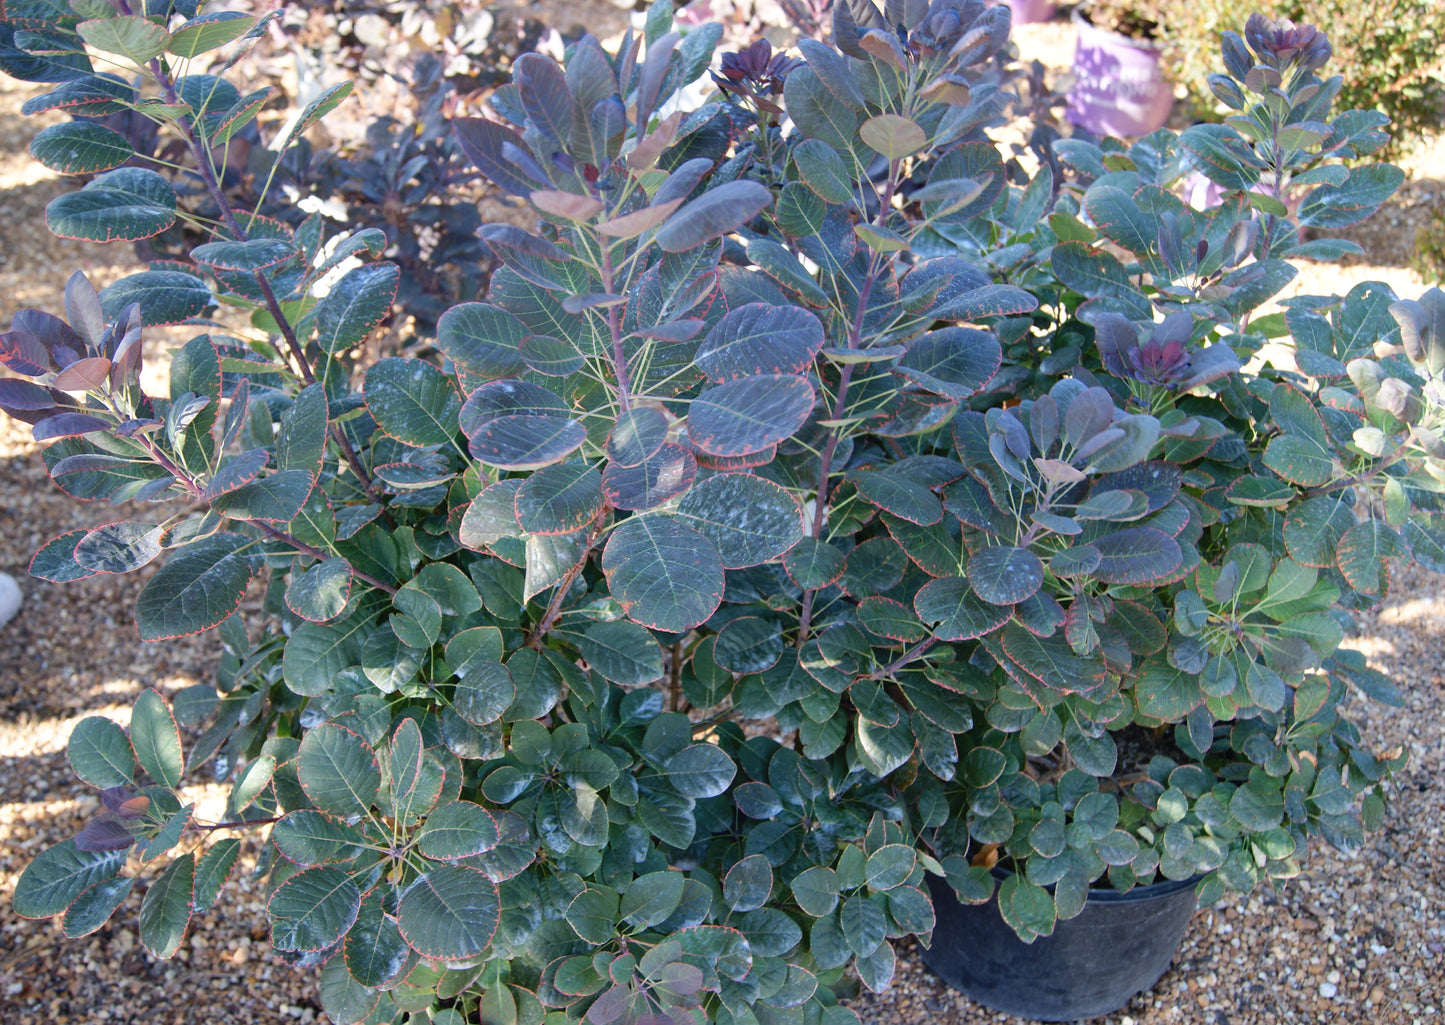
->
[676,473,805,569]
[29,120,134,175]
[607,407,670,467]
[227,755,275,816]
[315,263,399,354]
[130,688,182,790]
[452,660,516,726]
[849,470,944,526]
[578,620,663,685]
[285,558,353,623]
[968,545,1044,605]
[601,443,697,511]
[856,596,927,643]
[864,845,916,891]
[138,854,193,959]
[77,15,170,63]
[212,86,274,144]
[62,875,135,938]
[21,74,134,118]
[997,873,1056,944]
[838,894,887,957]
[896,327,1001,398]
[655,180,771,252]
[73,520,163,574]
[13,839,126,920]
[436,302,528,380]
[364,357,460,447]
[209,469,313,523]
[190,238,297,272]
[713,616,785,673]
[664,743,736,799]
[782,537,846,589]
[602,516,724,632]
[914,576,1013,641]
[1283,495,1357,568]
[46,167,177,243]
[193,838,241,913]
[791,866,840,917]
[1090,527,1183,586]
[30,530,101,584]
[67,716,135,788]
[397,865,500,959]
[1263,434,1333,487]
[282,600,385,698]
[461,381,585,471]
[345,891,410,988]
[793,138,854,204]
[1135,663,1206,721]
[168,11,254,58]
[565,887,620,944]
[319,958,380,1025]
[688,374,815,457]
[268,865,361,953]
[99,270,213,327]
[1001,625,1108,697]
[272,810,364,867]
[297,722,380,819]
[859,113,927,159]
[620,870,686,928]
[723,854,774,912]
[416,801,500,861]
[514,461,603,534]
[1230,782,1285,831]
[697,303,826,383]
[133,533,253,640]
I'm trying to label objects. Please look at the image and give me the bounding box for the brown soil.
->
[2,9,1443,1025]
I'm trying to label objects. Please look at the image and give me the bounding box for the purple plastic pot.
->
[1003,0,1058,23]
[1066,10,1174,137]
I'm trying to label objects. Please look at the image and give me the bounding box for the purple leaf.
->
[0,329,51,376]
[33,412,111,441]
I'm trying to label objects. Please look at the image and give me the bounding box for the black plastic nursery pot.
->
[921,871,1200,1022]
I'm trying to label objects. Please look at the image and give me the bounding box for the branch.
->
[255,521,397,595]
[797,160,901,643]
[868,637,938,681]
[599,239,632,411]
[527,517,605,648]
[188,815,280,833]
[140,47,382,500]
[1301,445,1411,498]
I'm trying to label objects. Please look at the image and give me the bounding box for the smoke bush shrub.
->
[2,1,1445,1023]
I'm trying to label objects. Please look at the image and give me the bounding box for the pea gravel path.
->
[2,12,1443,1025]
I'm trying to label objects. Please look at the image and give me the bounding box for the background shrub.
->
[1155,0,1445,149]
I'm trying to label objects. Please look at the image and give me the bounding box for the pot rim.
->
[960,863,1204,903]
[1071,7,1167,52]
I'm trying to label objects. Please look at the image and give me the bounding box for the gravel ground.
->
[1,10,1443,1025]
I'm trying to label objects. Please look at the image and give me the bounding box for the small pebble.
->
[1321,982,1339,999]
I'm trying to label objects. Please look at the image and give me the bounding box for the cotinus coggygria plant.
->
[3,1,1445,1024]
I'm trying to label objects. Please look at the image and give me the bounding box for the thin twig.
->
[255,521,397,594]
[140,45,381,499]
[797,159,902,644]
[526,517,605,647]
[188,815,280,833]
[868,637,938,681]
